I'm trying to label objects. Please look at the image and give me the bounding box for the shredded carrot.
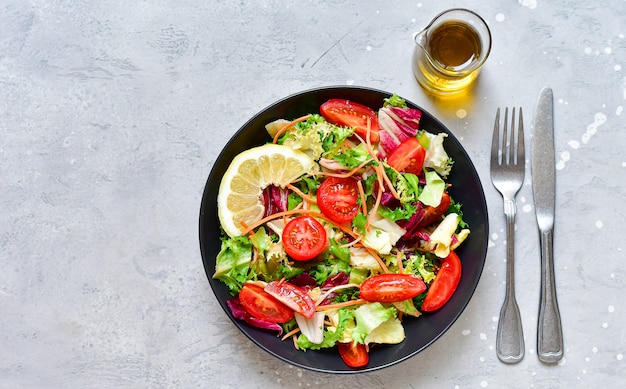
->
[315,298,366,311]
[272,115,311,144]
[338,235,362,248]
[367,168,384,225]
[281,327,301,341]
[356,180,368,216]
[241,208,321,235]
[364,246,390,273]
[292,334,299,350]
[353,132,399,200]
[309,211,360,240]
[239,195,389,273]
[379,164,400,199]
[353,133,378,165]
[351,132,390,229]
[239,220,255,236]
[396,251,404,274]
[286,183,316,204]
[242,207,361,245]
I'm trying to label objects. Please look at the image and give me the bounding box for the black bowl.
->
[199,86,489,373]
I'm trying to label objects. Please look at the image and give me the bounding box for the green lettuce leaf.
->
[351,302,397,343]
[213,235,253,294]
[418,170,445,207]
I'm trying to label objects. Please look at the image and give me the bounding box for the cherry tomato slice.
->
[359,273,427,303]
[418,192,451,229]
[421,251,462,312]
[238,284,294,323]
[338,342,369,368]
[282,216,327,261]
[386,137,426,175]
[264,280,316,319]
[317,177,360,224]
[320,99,380,143]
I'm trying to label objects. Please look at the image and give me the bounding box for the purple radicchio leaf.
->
[318,272,350,306]
[226,297,283,336]
[262,185,290,218]
[388,107,422,134]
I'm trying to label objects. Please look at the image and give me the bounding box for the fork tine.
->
[515,107,525,164]
[502,107,510,164]
[491,108,501,166]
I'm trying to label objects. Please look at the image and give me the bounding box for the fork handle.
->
[496,200,525,364]
[537,228,564,363]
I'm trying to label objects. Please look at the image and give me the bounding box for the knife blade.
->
[532,87,564,363]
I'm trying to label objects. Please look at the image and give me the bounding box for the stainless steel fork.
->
[491,107,525,364]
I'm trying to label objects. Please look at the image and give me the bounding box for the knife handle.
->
[537,228,564,363]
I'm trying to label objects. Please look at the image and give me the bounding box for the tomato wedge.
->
[359,273,427,303]
[417,192,451,229]
[282,216,327,261]
[320,99,380,143]
[386,137,426,175]
[338,342,369,368]
[421,251,462,312]
[264,280,316,319]
[317,177,360,224]
[238,284,294,323]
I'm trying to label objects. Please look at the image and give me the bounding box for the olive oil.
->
[428,21,481,71]
[412,9,491,96]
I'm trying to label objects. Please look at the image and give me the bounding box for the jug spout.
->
[412,29,427,49]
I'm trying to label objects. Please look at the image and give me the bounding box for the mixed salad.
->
[213,94,470,368]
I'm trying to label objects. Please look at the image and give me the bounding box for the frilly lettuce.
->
[266,115,355,162]
[213,235,252,294]
[282,127,325,160]
[396,253,437,285]
[422,132,452,178]
[249,227,304,282]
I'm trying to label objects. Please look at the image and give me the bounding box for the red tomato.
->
[386,137,426,174]
[418,191,451,229]
[264,280,316,319]
[338,342,369,368]
[421,251,462,312]
[282,216,327,261]
[238,284,294,323]
[359,273,427,303]
[320,99,380,143]
[317,177,360,224]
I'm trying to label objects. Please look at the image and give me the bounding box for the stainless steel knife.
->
[532,87,564,363]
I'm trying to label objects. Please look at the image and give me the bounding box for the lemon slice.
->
[217,144,318,237]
